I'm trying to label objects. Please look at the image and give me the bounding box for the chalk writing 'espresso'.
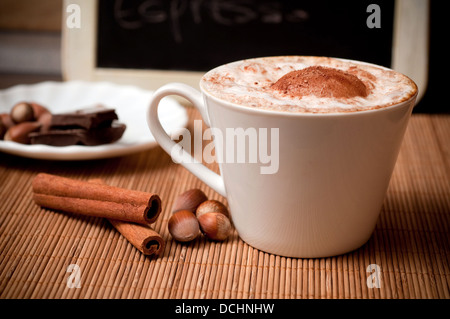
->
[114,0,309,43]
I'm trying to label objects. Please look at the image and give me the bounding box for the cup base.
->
[237,232,373,258]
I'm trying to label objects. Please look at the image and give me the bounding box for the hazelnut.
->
[168,210,200,242]
[172,188,208,213]
[198,212,232,241]
[4,122,41,144]
[10,102,35,123]
[29,102,50,119]
[1,113,15,130]
[36,111,52,132]
[196,200,229,218]
[0,118,6,139]
[1,113,15,139]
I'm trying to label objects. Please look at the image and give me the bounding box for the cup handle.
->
[147,82,227,197]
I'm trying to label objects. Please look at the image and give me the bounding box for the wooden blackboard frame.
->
[62,0,429,101]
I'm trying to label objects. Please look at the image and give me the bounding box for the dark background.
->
[96,0,446,113]
[413,1,447,113]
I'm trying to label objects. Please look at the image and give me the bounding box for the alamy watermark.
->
[366,4,381,29]
[171,120,280,174]
[66,4,81,29]
[66,264,81,289]
[366,264,382,288]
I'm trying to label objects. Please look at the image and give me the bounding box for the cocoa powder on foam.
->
[200,56,418,113]
[270,66,369,99]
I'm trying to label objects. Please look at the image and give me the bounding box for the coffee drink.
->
[200,56,417,113]
[149,56,418,257]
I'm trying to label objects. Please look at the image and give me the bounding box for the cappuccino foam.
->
[200,56,417,113]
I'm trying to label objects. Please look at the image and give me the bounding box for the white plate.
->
[0,81,188,160]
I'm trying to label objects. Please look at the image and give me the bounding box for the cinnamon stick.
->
[32,173,161,225]
[88,178,165,256]
[108,219,165,255]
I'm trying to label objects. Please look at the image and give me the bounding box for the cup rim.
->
[199,56,418,118]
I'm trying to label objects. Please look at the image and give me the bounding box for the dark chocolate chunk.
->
[50,107,118,130]
[29,122,126,146]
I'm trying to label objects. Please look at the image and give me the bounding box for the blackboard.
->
[96,0,395,72]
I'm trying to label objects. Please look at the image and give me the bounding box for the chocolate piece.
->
[50,107,118,130]
[29,122,126,146]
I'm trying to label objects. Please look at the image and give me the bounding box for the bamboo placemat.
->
[0,111,449,299]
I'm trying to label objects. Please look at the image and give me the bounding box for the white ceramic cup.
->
[147,58,417,258]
